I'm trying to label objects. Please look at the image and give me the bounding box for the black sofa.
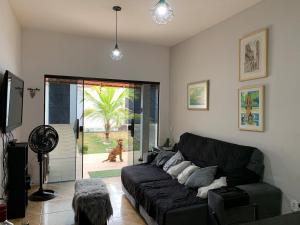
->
[121,133,282,225]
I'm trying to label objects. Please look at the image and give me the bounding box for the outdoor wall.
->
[170,0,300,213]
[0,0,22,197]
[20,29,170,183]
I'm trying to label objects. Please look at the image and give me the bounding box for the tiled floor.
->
[11,177,146,225]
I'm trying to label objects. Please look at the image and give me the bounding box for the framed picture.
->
[239,28,268,81]
[238,85,264,132]
[187,80,209,110]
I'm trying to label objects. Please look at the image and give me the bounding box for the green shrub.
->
[83,145,89,154]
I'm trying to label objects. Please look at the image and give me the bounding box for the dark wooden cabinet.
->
[7,142,28,219]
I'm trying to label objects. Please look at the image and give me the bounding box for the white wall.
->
[20,29,170,183]
[0,0,22,197]
[170,0,300,213]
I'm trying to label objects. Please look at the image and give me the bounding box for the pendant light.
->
[111,6,123,61]
[151,0,174,25]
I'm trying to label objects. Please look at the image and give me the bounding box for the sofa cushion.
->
[151,150,176,167]
[177,133,261,186]
[185,166,218,188]
[163,151,184,171]
[177,165,199,184]
[167,161,192,178]
[138,179,207,225]
[121,164,171,201]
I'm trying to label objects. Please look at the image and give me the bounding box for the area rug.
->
[88,169,121,178]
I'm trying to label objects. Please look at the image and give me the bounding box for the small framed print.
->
[187,80,209,110]
[239,28,268,81]
[238,85,264,132]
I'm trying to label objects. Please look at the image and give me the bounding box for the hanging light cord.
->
[115,9,118,46]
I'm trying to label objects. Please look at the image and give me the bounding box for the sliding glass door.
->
[45,75,159,181]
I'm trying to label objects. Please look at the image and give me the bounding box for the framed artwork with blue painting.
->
[187,80,209,110]
[239,85,264,132]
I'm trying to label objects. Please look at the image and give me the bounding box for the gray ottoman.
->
[72,179,113,225]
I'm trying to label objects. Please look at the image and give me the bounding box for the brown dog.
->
[103,139,123,162]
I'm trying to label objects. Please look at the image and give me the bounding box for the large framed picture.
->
[238,85,264,132]
[239,28,268,81]
[187,80,209,110]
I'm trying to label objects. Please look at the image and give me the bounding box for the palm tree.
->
[84,86,128,140]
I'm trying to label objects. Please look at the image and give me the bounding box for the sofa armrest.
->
[146,152,158,164]
[208,187,255,225]
[237,182,282,220]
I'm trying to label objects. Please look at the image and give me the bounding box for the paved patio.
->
[83,152,133,178]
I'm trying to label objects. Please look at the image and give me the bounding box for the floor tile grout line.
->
[41,209,74,215]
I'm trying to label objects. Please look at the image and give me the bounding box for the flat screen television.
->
[0,70,24,133]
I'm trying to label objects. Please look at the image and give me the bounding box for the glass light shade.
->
[111,45,123,61]
[151,0,174,25]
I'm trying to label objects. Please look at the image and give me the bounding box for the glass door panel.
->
[45,77,83,182]
[133,84,142,164]
[128,83,159,164]
[149,84,159,150]
[82,80,135,178]
[76,83,84,180]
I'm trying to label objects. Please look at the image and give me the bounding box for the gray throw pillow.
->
[167,161,192,178]
[163,151,184,171]
[185,166,218,189]
[151,150,175,167]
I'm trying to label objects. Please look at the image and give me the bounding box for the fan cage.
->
[28,125,59,154]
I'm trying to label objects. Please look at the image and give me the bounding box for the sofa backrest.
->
[177,133,264,186]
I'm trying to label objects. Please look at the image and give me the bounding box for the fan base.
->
[29,189,56,201]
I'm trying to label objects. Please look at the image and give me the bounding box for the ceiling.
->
[10,0,262,47]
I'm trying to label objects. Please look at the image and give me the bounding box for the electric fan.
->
[28,125,59,201]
